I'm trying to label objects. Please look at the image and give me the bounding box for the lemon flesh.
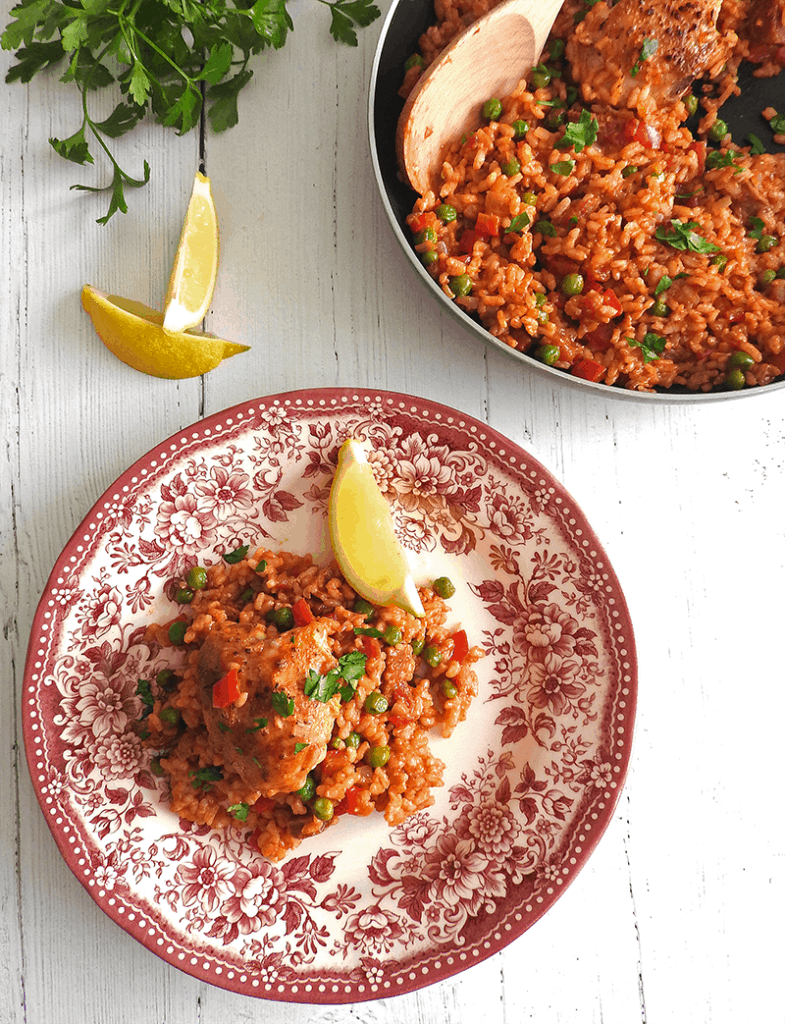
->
[163,171,219,334]
[81,285,248,379]
[329,438,425,618]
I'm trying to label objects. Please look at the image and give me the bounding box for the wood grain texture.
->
[2,2,784,1022]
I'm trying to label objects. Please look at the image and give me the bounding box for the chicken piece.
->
[196,619,344,797]
[745,0,785,49]
[567,0,729,116]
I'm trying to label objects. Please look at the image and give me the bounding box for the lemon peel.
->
[329,438,425,618]
[163,171,219,333]
[81,285,248,379]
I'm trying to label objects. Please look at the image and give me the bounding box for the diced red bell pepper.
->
[253,796,275,814]
[572,358,605,382]
[409,211,436,234]
[336,786,373,817]
[451,629,469,664]
[475,212,500,239]
[582,323,614,351]
[687,140,706,174]
[601,288,622,316]
[623,118,660,149]
[360,635,381,660]
[212,667,240,708]
[292,597,314,626]
[459,229,480,255]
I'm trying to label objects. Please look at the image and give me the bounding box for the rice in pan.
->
[400,0,785,392]
[138,546,482,862]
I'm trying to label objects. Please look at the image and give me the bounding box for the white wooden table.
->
[2,5,784,1022]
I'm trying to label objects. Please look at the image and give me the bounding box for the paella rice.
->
[400,0,785,391]
[137,545,482,862]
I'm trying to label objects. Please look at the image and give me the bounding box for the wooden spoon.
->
[396,0,564,196]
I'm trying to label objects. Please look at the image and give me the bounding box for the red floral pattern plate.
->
[24,388,637,1002]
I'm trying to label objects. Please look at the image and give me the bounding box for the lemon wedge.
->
[162,171,219,333]
[81,285,248,379]
[329,438,425,618]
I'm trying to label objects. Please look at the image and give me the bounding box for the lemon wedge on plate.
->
[329,438,425,618]
[163,171,219,333]
[81,285,248,379]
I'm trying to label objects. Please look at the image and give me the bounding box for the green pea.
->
[312,797,334,822]
[536,344,561,366]
[382,625,403,646]
[414,226,437,245]
[483,97,503,120]
[727,350,754,369]
[298,774,316,801]
[369,745,391,769]
[353,598,375,619]
[159,707,180,726]
[725,367,746,390]
[436,203,457,223]
[442,680,458,699]
[423,645,442,668]
[561,273,584,296]
[411,636,425,656]
[450,274,473,297]
[650,299,670,317]
[345,731,361,750]
[364,691,388,715]
[757,235,778,253]
[168,621,187,646]
[622,165,638,178]
[502,157,521,176]
[433,576,456,599]
[175,587,194,604]
[421,249,438,266]
[684,93,698,116]
[530,64,553,89]
[760,269,777,286]
[512,120,529,139]
[150,757,165,777]
[156,668,176,689]
[708,119,729,142]
[536,309,550,324]
[523,191,537,205]
[273,606,295,631]
[186,566,208,590]
[404,53,424,71]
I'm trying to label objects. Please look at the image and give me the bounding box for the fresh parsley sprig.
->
[655,219,720,254]
[2,0,381,222]
[304,650,367,703]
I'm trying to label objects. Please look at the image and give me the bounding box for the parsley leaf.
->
[747,133,766,155]
[246,717,268,733]
[631,37,659,77]
[228,802,250,821]
[271,692,294,717]
[557,109,598,153]
[509,212,531,232]
[655,219,719,254]
[294,742,309,753]
[189,765,223,790]
[550,159,575,176]
[304,651,368,703]
[136,678,154,718]
[654,275,673,297]
[706,149,742,172]
[1,0,381,222]
[747,217,765,240]
[628,332,667,363]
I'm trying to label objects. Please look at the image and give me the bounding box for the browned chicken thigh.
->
[567,0,730,115]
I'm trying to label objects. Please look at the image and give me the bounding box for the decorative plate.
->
[24,388,637,1002]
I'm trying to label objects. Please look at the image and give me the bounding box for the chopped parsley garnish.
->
[557,109,599,153]
[354,626,384,638]
[628,332,667,363]
[770,112,785,134]
[509,212,531,232]
[631,38,659,77]
[748,134,766,155]
[706,149,742,173]
[550,160,575,176]
[227,802,250,821]
[747,217,765,240]
[246,717,268,733]
[189,765,223,790]
[218,721,230,733]
[655,219,719,254]
[654,275,673,296]
[223,544,249,564]
[271,692,294,717]
[294,742,309,753]
[254,559,267,573]
[535,219,557,236]
[136,679,154,719]
[304,651,368,704]
[569,215,579,226]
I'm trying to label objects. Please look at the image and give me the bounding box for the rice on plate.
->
[398,0,785,392]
